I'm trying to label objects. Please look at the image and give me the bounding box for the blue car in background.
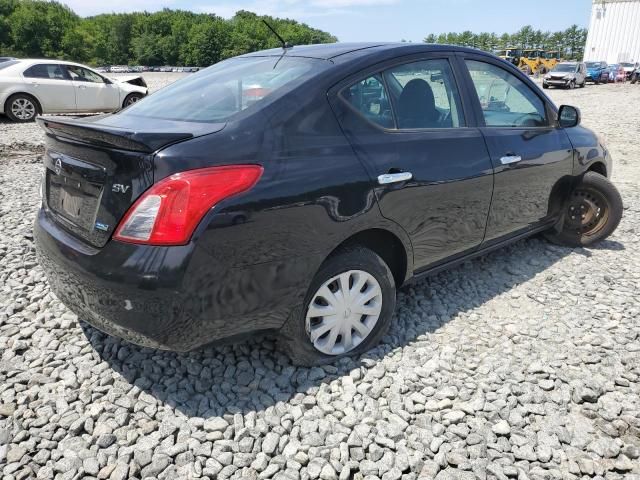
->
[585,61,608,84]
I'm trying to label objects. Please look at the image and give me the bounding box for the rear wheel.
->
[545,172,623,247]
[6,93,40,122]
[123,93,143,108]
[279,247,396,366]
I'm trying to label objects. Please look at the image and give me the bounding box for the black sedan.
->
[34,43,622,365]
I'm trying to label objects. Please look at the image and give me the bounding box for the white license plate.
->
[60,189,83,218]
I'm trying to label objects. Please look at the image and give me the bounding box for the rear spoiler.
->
[37,116,194,153]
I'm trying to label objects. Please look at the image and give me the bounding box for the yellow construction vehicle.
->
[518,49,546,75]
[496,47,522,67]
[540,51,562,72]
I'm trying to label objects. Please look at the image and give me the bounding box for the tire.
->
[580,81,586,88]
[279,247,396,366]
[568,80,576,89]
[5,93,40,122]
[545,172,623,247]
[122,93,144,108]
[543,84,549,89]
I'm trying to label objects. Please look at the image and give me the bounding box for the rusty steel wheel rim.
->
[566,187,609,237]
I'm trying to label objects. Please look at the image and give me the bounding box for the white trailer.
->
[584,0,640,64]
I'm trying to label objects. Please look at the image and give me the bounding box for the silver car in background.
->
[0,59,148,122]
[542,62,587,89]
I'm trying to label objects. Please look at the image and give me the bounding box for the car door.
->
[22,63,76,113]
[459,55,574,245]
[65,65,120,112]
[330,54,494,271]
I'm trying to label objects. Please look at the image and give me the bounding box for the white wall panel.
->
[584,0,640,63]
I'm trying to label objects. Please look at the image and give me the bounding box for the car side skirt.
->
[407,220,555,285]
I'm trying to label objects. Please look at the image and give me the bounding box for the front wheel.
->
[279,247,396,366]
[543,83,549,89]
[545,172,623,247]
[568,80,576,89]
[122,93,144,108]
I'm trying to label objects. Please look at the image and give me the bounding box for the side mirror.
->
[103,77,113,85]
[558,105,581,128]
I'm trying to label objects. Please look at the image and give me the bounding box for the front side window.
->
[342,74,394,128]
[23,64,68,80]
[465,60,548,128]
[121,57,327,123]
[383,59,463,129]
[66,66,104,83]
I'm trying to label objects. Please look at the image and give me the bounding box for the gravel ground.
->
[1,75,639,480]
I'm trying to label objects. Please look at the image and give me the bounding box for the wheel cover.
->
[305,270,382,356]
[566,187,609,236]
[11,98,35,120]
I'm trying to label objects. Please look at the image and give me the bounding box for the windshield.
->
[553,64,576,72]
[620,63,634,67]
[120,56,327,123]
[585,62,601,68]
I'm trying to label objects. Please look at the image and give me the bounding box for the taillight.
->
[113,165,263,246]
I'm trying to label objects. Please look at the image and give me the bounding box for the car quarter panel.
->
[563,125,612,178]
[147,79,412,343]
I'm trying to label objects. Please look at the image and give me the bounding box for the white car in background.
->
[0,59,148,122]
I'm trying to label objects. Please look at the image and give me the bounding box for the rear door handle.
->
[500,155,522,165]
[377,172,413,185]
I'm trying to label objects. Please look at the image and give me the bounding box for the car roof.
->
[240,42,487,61]
[15,59,87,66]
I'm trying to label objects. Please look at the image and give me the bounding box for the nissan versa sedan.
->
[34,43,622,365]
[0,59,148,122]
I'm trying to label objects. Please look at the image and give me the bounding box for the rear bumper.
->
[35,208,311,351]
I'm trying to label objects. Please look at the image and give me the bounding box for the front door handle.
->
[500,155,522,165]
[377,171,413,185]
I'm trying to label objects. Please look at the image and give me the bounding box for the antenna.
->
[262,19,292,50]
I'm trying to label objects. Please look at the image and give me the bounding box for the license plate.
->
[60,189,83,218]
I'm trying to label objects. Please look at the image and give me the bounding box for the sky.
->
[61,0,592,43]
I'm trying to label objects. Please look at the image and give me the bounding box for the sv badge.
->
[112,184,130,193]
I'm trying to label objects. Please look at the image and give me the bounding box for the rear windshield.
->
[0,60,19,70]
[120,56,327,123]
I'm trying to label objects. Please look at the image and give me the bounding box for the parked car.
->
[543,62,586,89]
[34,43,622,365]
[0,59,148,122]
[631,65,640,84]
[620,62,638,80]
[584,61,608,84]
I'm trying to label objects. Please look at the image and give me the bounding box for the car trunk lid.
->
[37,115,225,248]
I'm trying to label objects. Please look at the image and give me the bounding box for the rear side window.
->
[120,57,327,123]
[343,74,394,128]
[23,64,68,80]
[465,60,548,128]
[383,59,463,128]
